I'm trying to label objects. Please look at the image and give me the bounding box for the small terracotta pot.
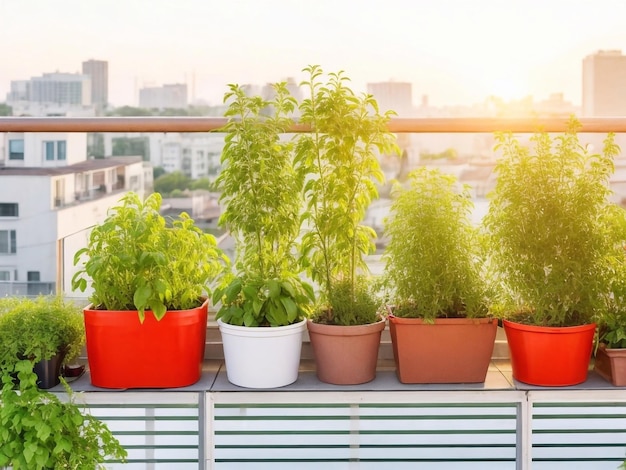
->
[389,316,497,384]
[307,319,386,385]
[504,320,595,386]
[594,343,626,386]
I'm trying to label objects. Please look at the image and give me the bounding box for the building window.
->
[57,141,66,160]
[27,271,40,282]
[0,230,16,254]
[9,139,24,160]
[0,271,9,281]
[45,141,55,160]
[43,140,67,161]
[0,203,18,217]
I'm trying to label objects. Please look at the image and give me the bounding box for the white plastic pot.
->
[217,318,306,388]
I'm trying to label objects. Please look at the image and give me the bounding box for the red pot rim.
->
[503,319,596,334]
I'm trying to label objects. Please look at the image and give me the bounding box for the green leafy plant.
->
[212,82,313,327]
[483,118,624,327]
[383,167,487,320]
[0,296,85,371]
[0,360,127,469]
[295,65,398,325]
[72,191,229,321]
[598,212,626,348]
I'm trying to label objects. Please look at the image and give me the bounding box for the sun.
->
[490,76,528,102]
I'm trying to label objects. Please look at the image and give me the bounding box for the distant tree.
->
[159,108,189,116]
[154,171,191,195]
[420,148,458,161]
[112,137,150,160]
[153,166,166,180]
[87,133,105,158]
[190,177,215,192]
[169,188,187,198]
[110,106,153,117]
[0,103,12,116]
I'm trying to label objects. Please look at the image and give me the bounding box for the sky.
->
[1,0,626,108]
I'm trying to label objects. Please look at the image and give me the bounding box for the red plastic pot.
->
[83,299,208,389]
[503,320,596,386]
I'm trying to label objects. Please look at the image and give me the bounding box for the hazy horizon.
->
[2,0,626,108]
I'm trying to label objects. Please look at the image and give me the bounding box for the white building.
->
[367,81,414,117]
[6,72,96,116]
[139,83,188,110]
[583,50,626,117]
[0,132,148,295]
[104,132,224,180]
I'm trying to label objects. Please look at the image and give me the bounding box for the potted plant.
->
[294,65,398,385]
[212,82,314,388]
[0,295,85,389]
[0,359,127,469]
[594,214,626,386]
[483,118,621,386]
[72,191,228,389]
[383,167,496,383]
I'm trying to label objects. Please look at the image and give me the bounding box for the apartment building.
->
[6,72,95,116]
[583,50,626,116]
[0,132,148,295]
[139,83,188,110]
[104,132,223,179]
[82,59,109,113]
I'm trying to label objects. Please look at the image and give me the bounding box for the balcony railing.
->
[3,116,626,470]
[2,116,626,133]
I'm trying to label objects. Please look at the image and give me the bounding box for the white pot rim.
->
[217,317,306,338]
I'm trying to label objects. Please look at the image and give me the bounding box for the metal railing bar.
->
[1,117,626,133]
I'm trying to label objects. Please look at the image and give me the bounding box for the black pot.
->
[33,351,67,389]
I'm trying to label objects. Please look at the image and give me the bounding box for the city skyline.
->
[2,0,626,108]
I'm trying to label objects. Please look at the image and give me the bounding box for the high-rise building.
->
[582,50,626,117]
[6,72,94,116]
[367,81,414,117]
[82,59,109,111]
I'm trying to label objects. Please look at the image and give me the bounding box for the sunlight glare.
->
[490,76,528,102]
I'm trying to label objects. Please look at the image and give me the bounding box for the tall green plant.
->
[483,118,621,326]
[294,65,398,325]
[213,82,313,327]
[383,168,487,320]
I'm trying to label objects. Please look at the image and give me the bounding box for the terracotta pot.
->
[594,343,626,386]
[388,316,497,384]
[307,319,386,385]
[503,320,596,386]
[84,298,208,389]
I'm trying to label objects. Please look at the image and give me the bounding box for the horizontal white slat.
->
[533,446,626,459]
[533,432,626,445]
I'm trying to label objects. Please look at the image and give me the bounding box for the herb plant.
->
[598,211,626,348]
[72,191,228,322]
[295,65,398,325]
[383,167,487,320]
[0,360,127,469]
[213,82,313,327]
[483,118,623,327]
[0,296,85,371]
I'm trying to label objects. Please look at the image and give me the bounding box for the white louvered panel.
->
[530,397,626,470]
